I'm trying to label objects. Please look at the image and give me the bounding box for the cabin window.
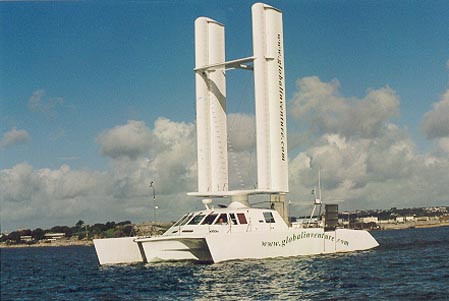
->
[263,212,275,223]
[201,213,218,225]
[173,214,188,227]
[229,213,238,225]
[214,213,228,225]
[180,213,194,226]
[237,213,247,224]
[188,213,205,225]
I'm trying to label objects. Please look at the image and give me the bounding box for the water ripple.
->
[1,227,448,300]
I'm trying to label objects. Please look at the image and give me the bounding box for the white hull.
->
[206,228,378,262]
[94,237,143,265]
[94,228,378,265]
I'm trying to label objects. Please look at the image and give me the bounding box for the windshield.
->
[173,214,188,227]
[179,213,194,226]
[201,213,218,225]
[188,213,206,225]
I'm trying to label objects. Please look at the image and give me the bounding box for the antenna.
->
[308,168,323,225]
[316,167,322,205]
[149,181,157,223]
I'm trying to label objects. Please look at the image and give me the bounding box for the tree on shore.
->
[32,228,45,241]
[0,220,136,244]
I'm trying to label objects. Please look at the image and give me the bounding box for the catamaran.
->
[93,2,379,265]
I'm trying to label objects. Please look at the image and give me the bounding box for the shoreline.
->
[378,221,449,231]
[2,223,448,249]
[0,239,93,249]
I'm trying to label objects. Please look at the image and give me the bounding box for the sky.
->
[1,0,448,232]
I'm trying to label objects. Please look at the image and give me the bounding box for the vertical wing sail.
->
[193,3,288,197]
[252,3,289,192]
[194,17,228,193]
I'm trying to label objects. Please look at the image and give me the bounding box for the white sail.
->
[252,3,289,193]
[194,17,228,194]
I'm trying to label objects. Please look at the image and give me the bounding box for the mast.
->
[192,4,289,222]
[252,3,289,193]
[194,17,228,194]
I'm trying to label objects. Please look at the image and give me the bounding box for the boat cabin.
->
[164,207,288,236]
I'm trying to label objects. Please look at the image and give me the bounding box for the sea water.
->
[1,227,448,300]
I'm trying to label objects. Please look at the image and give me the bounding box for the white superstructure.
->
[93,3,379,265]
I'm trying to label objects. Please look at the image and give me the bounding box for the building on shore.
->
[43,233,65,242]
[19,235,33,243]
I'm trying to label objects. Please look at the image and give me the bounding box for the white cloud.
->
[0,117,198,231]
[288,129,449,212]
[93,117,198,211]
[227,113,256,152]
[0,127,31,149]
[28,89,64,117]
[0,162,109,230]
[287,77,449,214]
[2,79,449,231]
[97,120,154,160]
[225,113,259,190]
[98,116,255,195]
[0,160,182,231]
[153,117,193,147]
[289,76,399,139]
[0,162,37,203]
[37,164,100,200]
[97,118,198,219]
[141,118,196,194]
[421,89,449,139]
[437,137,449,153]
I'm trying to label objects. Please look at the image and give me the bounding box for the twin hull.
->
[93,228,379,265]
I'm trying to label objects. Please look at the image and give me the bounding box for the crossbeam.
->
[194,56,255,72]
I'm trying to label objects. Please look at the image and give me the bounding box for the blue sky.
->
[1,1,448,231]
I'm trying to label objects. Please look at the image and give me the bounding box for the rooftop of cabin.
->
[169,205,283,230]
